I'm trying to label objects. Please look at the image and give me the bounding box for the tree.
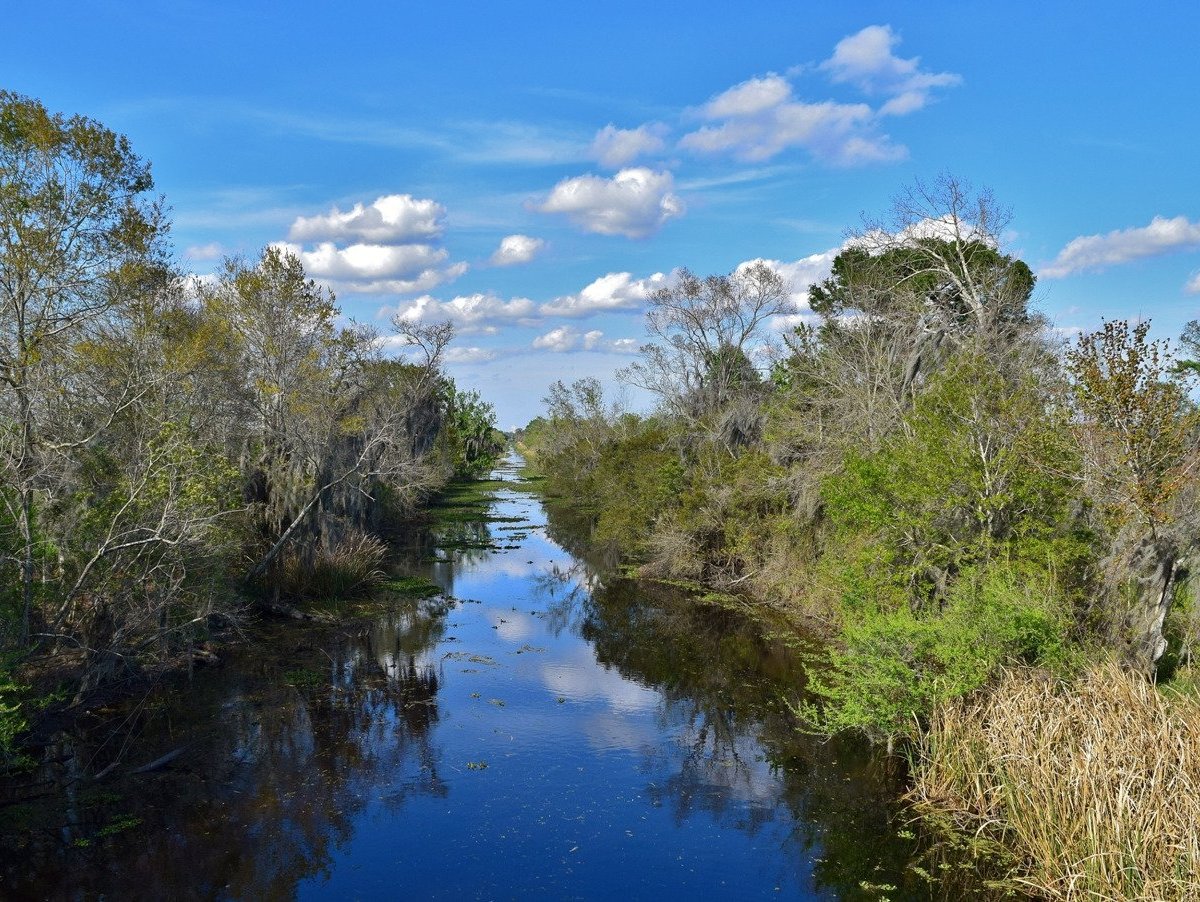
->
[1067,320,1200,670]
[0,91,166,644]
[622,262,788,453]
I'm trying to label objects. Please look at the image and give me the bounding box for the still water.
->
[0,455,993,900]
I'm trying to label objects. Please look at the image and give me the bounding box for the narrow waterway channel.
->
[1,454,1003,900]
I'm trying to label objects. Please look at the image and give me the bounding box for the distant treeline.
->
[0,92,501,731]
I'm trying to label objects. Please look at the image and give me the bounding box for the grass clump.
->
[913,661,1200,900]
[276,529,387,599]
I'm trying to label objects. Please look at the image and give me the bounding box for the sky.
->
[7,1,1200,427]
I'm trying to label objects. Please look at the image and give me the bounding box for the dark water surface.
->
[0,455,995,900]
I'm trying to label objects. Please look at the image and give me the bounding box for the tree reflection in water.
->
[0,595,451,900]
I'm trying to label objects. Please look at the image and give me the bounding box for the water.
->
[0,455,993,900]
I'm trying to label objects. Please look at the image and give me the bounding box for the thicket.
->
[0,92,501,757]
[523,176,1200,893]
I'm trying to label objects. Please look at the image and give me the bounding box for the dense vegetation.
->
[521,177,1200,897]
[0,93,501,758]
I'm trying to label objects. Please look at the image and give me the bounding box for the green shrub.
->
[806,565,1074,747]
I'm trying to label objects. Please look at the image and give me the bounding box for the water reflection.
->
[0,457,1009,900]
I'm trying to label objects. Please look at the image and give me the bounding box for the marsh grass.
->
[913,662,1200,900]
[277,530,388,599]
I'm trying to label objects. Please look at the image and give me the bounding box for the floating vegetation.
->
[465,761,489,770]
[443,652,498,666]
[382,576,444,599]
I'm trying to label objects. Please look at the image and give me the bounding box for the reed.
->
[913,662,1200,900]
[276,530,388,599]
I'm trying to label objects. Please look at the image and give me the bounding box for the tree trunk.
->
[1126,539,1179,673]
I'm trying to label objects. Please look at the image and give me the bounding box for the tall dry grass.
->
[913,662,1200,900]
[276,530,388,599]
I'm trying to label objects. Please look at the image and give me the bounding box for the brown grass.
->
[276,530,388,599]
[913,662,1200,900]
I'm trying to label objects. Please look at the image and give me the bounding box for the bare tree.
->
[622,262,789,453]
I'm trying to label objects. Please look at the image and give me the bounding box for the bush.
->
[806,565,1073,748]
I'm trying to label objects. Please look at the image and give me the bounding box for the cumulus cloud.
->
[280,193,468,295]
[1042,216,1200,278]
[820,24,961,115]
[288,194,444,243]
[679,77,901,165]
[490,233,545,266]
[678,26,957,165]
[590,123,667,168]
[273,240,467,294]
[540,270,670,317]
[537,167,684,238]
[532,325,582,352]
[385,292,537,333]
[705,75,793,119]
[532,325,641,353]
[1186,272,1200,294]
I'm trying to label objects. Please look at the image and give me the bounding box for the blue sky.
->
[8,2,1200,426]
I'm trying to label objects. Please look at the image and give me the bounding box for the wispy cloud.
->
[590,123,668,168]
[1042,215,1200,278]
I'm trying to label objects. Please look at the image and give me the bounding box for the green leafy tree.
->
[0,91,166,644]
[1067,320,1200,669]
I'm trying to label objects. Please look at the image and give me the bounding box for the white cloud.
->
[279,192,470,296]
[540,270,670,317]
[490,233,545,266]
[184,242,225,261]
[532,325,583,352]
[283,241,446,280]
[678,27,957,165]
[288,194,445,244]
[737,247,840,311]
[273,240,467,294]
[531,325,641,354]
[1042,216,1200,278]
[606,337,640,354]
[537,167,684,238]
[820,25,961,115]
[1186,272,1200,294]
[680,78,901,165]
[385,292,537,334]
[702,75,793,119]
[445,346,498,364]
[590,123,668,168]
